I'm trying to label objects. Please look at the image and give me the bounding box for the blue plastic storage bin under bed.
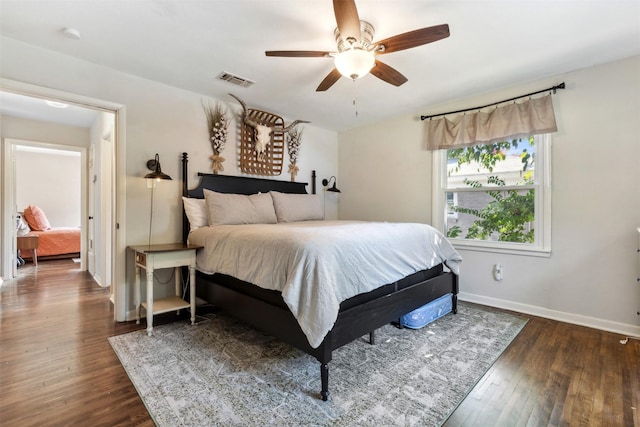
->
[400,293,453,329]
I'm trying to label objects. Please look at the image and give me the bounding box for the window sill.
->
[451,240,551,258]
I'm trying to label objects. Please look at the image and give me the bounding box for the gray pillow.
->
[203,189,277,226]
[269,191,323,223]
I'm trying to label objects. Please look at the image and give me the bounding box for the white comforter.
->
[188,220,461,348]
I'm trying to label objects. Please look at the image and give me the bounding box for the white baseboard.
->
[458,292,640,338]
[91,273,104,287]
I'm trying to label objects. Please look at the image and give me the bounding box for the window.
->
[432,134,551,256]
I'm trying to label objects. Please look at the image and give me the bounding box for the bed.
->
[19,205,81,261]
[180,153,461,401]
[23,228,81,259]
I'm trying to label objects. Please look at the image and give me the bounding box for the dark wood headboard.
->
[181,152,315,242]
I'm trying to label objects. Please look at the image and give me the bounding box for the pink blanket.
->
[24,227,80,258]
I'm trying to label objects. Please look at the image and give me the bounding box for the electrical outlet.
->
[493,264,503,281]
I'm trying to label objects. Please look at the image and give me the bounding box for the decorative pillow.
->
[269,191,324,223]
[23,205,51,231]
[182,197,208,232]
[16,213,31,236]
[203,189,277,226]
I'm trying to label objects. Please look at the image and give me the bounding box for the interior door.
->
[100,128,113,287]
[88,144,96,276]
[7,143,17,278]
[86,117,115,287]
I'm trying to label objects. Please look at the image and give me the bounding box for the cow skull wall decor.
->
[229,94,309,162]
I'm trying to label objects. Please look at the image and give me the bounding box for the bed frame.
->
[181,153,459,401]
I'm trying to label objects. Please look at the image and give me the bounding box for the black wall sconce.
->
[145,153,172,181]
[144,153,172,247]
[322,176,341,193]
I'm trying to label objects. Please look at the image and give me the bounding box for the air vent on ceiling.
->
[217,72,255,88]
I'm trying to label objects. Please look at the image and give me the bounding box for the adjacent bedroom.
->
[14,144,81,269]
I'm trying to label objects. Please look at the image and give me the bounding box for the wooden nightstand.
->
[130,243,203,336]
[17,234,39,266]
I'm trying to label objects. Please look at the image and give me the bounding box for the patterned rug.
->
[109,302,527,426]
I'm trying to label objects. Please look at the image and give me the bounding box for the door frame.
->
[1,78,127,322]
[6,140,87,274]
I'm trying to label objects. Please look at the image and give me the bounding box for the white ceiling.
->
[1,0,639,131]
[0,91,100,128]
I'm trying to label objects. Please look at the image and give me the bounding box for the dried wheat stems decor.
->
[203,100,229,174]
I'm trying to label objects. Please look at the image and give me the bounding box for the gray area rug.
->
[109,302,527,426]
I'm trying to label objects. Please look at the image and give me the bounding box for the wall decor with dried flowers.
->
[202,100,229,174]
[287,127,303,182]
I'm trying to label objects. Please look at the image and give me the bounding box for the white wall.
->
[0,36,339,319]
[2,116,88,227]
[1,115,89,148]
[15,148,81,227]
[338,114,431,223]
[339,55,640,336]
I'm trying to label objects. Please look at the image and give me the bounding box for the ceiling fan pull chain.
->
[352,80,359,117]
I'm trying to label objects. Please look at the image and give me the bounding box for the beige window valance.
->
[424,94,558,151]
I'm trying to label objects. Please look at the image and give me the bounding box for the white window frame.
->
[431,134,552,257]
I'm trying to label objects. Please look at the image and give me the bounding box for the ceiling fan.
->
[265,0,450,91]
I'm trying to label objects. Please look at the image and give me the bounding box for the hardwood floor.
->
[0,259,153,427]
[1,260,638,426]
[444,312,640,427]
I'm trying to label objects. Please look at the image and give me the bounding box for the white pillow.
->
[269,191,323,223]
[16,213,31,236]
[203,189,277,226]
[182,197,208,232]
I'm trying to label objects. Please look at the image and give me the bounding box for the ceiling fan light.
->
[334,49,375,80]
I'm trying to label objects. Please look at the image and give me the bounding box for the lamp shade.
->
[144,153,172,180]
[334,49,375,80]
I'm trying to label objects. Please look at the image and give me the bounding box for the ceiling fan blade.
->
[374,24,450,54]
[316,68,343,91]
[265,51,332,58]
[370,60,408,87]
[333,0,361,44]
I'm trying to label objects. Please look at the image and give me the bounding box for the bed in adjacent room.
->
[19,205,81,260]
[180,153,461,401]
[24,227,81,259]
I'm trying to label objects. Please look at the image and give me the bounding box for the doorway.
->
[12,141,84,277]
[1,81,125,320]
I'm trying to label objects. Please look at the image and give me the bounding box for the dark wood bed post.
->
[182,152,188,195]
[453,273,459,314]
[181,152,189,244]
[320,363,329,401]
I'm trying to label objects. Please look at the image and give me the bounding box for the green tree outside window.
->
[446,137,535,243]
